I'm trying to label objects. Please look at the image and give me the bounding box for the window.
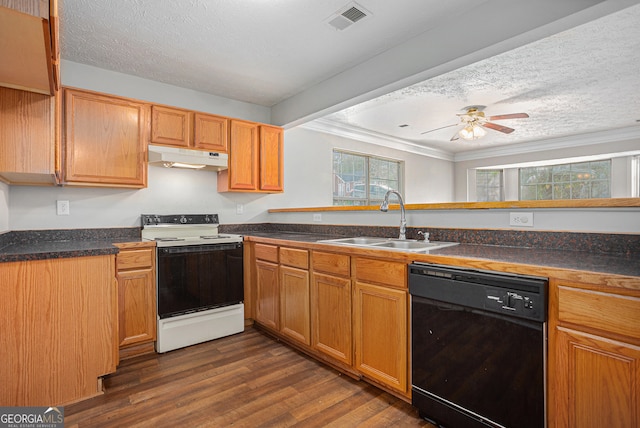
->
[519,160,611,200]
[332,150,403,206]
[475,169,504,202]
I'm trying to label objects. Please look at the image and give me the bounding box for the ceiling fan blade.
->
[420,123,458,135]
[488,113,529,121]
[482,122,515,134]
[450,131,460,141]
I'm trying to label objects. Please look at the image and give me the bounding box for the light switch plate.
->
[509,212,533,227]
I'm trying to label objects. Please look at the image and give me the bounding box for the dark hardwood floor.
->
[66,328,433,427]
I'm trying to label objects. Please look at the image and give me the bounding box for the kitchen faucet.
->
[380,190,406,240]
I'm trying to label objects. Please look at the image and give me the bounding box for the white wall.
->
[4,64,639,234]
[0,182,8,232]
[62,61,271,124]
[279,128,454,208]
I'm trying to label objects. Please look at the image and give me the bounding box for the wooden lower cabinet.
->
[280,263,311,346]
[549,280,640,427]
[553,327,640,428]
[354,281,408,393]
[311,271,352,366]
[115,243,156,356]
[0,255,117,406]
[255,258,280,330]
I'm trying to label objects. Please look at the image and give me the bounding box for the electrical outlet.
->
[509,212,533,227]
[56,200,70,216]
[236,203,244,215]
[313,213,322,222]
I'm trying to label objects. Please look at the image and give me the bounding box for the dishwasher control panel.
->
[409,262,548,322]
[485,288,541,319]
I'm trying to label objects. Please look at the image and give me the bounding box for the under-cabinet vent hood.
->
[148,145,228,171]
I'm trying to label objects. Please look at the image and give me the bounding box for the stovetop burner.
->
[141,214,243,247]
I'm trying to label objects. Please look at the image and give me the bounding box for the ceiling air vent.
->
[327,3,371,31]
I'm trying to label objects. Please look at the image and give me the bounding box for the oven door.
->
[157,242,243,319]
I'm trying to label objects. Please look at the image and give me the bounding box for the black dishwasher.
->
[409,263,548,428]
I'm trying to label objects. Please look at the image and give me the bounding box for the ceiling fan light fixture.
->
[459,124,486,140]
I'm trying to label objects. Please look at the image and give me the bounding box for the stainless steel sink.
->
[369,240,459,251]
[318,237,388,245]
[317,236,459,252]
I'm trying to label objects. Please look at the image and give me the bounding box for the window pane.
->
[475,169,503,202]
[333,150,403,205]
[519,160,610,200]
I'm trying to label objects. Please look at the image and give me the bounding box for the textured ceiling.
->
[60,0,476,107]
[59,1,640,155]
[320,3,640,154]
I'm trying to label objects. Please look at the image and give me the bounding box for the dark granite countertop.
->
[0,228,143,263]
[429,243,640,278]
[0,240,120,263]
[239,231,640,279]
[2,226,638,279]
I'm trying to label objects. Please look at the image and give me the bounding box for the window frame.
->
[475,169,504,202]
[332,149,404,206]
[518,159,612,201]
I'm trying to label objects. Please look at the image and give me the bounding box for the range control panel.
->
[141,214,219,226]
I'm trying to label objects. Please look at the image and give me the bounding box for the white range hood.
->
[148,144,228,171]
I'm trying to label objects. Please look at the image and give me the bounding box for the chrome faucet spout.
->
[380,190,406,240]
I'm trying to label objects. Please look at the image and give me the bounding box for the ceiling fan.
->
[421,105,529,141]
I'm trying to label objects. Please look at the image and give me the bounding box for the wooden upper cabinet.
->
[0,0,59,94]
[194,112,228,152]
[149,106,229,153]
[0,86,59,184]
[218,120,284,193]
[221,119,259,191]
[259,125,284,192]
[150,105,191,148]
[63,88,148,188]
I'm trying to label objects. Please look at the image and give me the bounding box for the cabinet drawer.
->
[280,247,308,269]
[354,257,406,289]
[117,248,154,270]
[312,251,350,277]
[255,243,278,263]
[558,285,640,341]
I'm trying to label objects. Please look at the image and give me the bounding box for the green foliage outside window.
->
[519,160,611,200]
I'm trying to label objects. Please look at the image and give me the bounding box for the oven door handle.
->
[158,243,242,255]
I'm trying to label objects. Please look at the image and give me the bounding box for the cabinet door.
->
[227,119,259,190]
[255,259,279,330]
[194,112,228,152]
[259,125,283,192]
[280,265,310,345]
[553,327,640,428]
[0,2,56,94]
[311,272,352,365]
[64,88,147,187]
[117,268,156,347]
[150,105,191,148]
[0,86,57,184]
[354,281,408,393]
